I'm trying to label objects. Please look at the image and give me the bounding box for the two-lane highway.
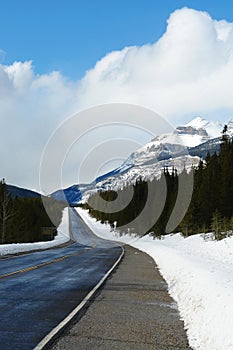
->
[0,208,123,350]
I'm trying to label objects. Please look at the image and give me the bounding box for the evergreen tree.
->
[0,180,14,243]
[0,179,65,244]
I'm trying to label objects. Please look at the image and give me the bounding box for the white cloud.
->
[5,61,34,92]
[1,7,233,189]
[0,61,80,190]
[78,8,233,119]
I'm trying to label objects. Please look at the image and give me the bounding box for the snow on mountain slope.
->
[125,116,223,169]
[80,117,228,203]
[127,142,189,167]
[81,155,200,203]
[152,131,206,148]
[186,116,223,138]
[145,116,222,148]
[53,116,229,205]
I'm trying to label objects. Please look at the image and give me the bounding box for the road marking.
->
[34,246,124,350]
[0,248,92,280]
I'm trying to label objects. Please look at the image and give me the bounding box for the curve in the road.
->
[0,208,123,350]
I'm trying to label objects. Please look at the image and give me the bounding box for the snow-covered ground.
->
[0,208,70,256]
[76,207,233,350]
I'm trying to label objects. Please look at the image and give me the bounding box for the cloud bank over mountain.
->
[1,7,233,189]
[78,8,233,117]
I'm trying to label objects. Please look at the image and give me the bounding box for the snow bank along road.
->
[76,208,233,350]
[0,209,123,350]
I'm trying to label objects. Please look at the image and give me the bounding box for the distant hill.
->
[6,184,41,199]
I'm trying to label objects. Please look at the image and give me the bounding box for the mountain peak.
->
[185,116,223,138]
[186,116,209,128]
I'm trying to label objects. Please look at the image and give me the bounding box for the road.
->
[52,245,191,350]
[0,208,123,350]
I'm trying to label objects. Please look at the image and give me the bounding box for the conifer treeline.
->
[84,128,233,239]
[0,180,65,244]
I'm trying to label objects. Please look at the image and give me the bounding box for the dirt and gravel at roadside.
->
[51,245,191,350]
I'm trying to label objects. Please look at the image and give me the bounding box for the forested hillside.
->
[83,127,233,240]
[0,180,65,244]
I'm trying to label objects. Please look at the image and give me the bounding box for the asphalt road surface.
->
[0,208,123,350]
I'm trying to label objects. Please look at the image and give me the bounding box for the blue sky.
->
[2,1,233,189]
[1,0,233,80]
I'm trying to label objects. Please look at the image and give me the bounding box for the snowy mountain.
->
[51,116,230,205]
[141,116,223,149]
[186,116,223,139]
[122,116,224,170]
